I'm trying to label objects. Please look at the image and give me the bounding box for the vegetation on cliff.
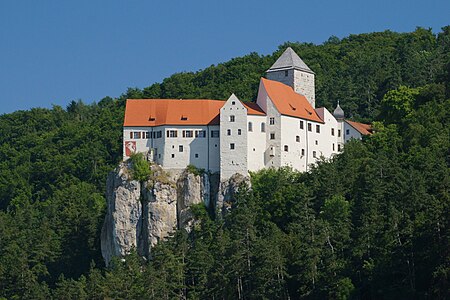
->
[0,27,449,299]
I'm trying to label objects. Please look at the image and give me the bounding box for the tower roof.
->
[333,102,345,120]
[267,47,314,74]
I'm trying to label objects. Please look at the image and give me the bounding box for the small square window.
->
[296,136,300,142]
[171,154,175,158]
[284,145,289,152]
[270,133,275,140]
[179,145,183,152]
[232,101,235,105]
[230,115,235,122]
[238,129,242,135]
[230,143,235,150]
[315,140,318,145]
[316,125,320,133]
[346,129,350,135]
[227,129,231,136]
[195,153,199,158]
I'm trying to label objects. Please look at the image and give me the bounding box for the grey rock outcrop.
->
[101,162,248,265]
[217,173,251,215]
[101,163,142,265]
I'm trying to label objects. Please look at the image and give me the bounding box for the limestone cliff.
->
[101,163,247,266]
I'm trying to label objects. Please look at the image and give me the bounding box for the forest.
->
[0,27,449,299]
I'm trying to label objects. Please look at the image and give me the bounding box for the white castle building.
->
[123,47,372,180]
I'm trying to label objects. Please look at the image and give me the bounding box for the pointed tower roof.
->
[333,101,345,120]
[267,47,314,74]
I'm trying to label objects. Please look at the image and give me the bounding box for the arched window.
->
[248,122,253,132]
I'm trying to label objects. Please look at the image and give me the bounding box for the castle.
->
[123,47,371,180]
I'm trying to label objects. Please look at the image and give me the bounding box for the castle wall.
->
[247,115,266,172]
[344,122,363,142]
[220,96,248,181]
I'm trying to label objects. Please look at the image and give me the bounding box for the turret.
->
[333,101,345,120]
[266,47,316,108]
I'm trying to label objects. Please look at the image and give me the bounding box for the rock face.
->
[101,163,142,266]
[101,163,248,265]
[217,173,251,216]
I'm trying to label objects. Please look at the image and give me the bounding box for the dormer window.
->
[181,115,188,121]
[148,116,155,121]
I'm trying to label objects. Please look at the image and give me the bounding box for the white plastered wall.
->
[344,122,363,142]
[219,95,248,181]
[247,115,267,172]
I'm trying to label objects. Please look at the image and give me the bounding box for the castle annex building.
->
[123,48,372,180]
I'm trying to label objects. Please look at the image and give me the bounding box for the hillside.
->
[0,27,449,299]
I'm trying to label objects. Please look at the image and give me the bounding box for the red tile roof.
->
[124,99,225,126]
[346,120,372,135]
[261,78,323,123]
[243,102,266,115]
[124,99,266,126]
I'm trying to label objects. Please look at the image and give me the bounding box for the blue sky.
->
[0,0,449,114]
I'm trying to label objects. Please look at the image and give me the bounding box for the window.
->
[133,132,141,139]
[227,129,231,136]
[308,123,312,131]
[316,125,320,133]
[182,130,193,138]
[313,151,317,158]
[300,120,304,129]
[284,70,288,77]
[195,130,206,138]
[145,132,150,139]
[346,129,350,135]
[338,144,341,151]
[332,143,335,151]
[211,130,219,138]
[195,153,199,158]
[130,132,133,139]
[232,101,235,105]
[269,117,275,125]
[284,145,289,152]
[230,115,235,122]
[230,143,235,150]
[270,133,275,140]
[315,140,318,145]
[171,154,175,158]
[248,122,253,132]
[238,129,242,135]
[261,122,266,132]
[296,136,300,142]
[301,149,305,156]
[338,130,341,137]
[167,130,177,138]
[179,145,183,152]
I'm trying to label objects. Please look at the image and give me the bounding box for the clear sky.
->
[0,0,449,115]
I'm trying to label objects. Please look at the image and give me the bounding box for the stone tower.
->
[266,47,316,108]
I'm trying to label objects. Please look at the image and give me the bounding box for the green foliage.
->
[128,153,152,182]
[186,164,205,176]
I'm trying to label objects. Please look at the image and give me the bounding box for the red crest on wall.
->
[124,141,136,156]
